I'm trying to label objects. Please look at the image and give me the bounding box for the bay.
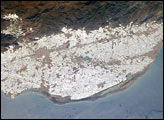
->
[1,48,163,119]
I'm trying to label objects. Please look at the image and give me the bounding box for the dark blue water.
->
[1,48,163,119]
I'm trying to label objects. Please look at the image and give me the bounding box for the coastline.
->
[37,59,156,104]
[2,41,163,105]
[1,47,163,119]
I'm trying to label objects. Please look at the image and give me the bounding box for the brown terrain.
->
[1,1,163,52]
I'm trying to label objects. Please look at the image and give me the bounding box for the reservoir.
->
[1,48,163,119]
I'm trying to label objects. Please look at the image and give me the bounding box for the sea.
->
[1,48,163,119]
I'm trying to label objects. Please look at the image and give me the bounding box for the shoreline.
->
[2,42,163,105]
[37,59,156,104]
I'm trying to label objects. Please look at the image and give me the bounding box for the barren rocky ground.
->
[1,1,163,52]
